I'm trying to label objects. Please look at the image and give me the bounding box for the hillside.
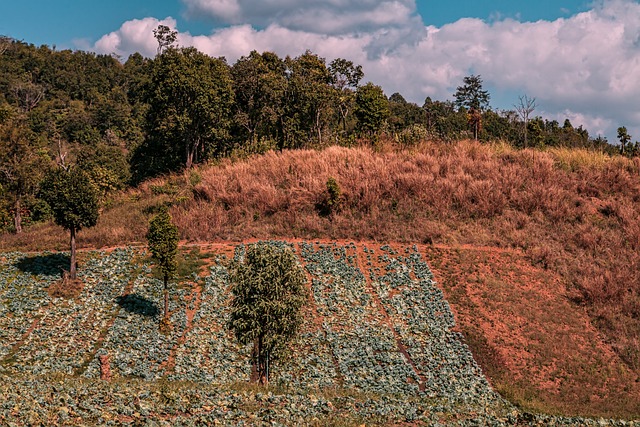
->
[1,141,640,422]
[1,241,638,425]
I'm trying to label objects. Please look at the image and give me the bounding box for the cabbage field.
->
[0,242,637,426]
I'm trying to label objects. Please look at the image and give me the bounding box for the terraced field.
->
[0,242,637,426]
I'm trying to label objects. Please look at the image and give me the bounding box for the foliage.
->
[153,24,177,55]
[282,51,335,147]
[454,75,491,140]
[354,82,389,138]
[230,51,287,149]
[39,166,99,278]
[454,74,491,112]
[0,112,51,233]
[228,242,307,384]
[40,167,99,233]
[132,46,234,181]
[146,206,179,322]
[317,176,342,216]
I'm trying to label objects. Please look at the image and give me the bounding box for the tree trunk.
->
[163,274,169,322]
[258,335,268,385]
[69,226,77,280]
[252,335,268,385]
[13,197,22,234]
[186,144,194,170]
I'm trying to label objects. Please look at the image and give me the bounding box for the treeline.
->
[0,33,635,233]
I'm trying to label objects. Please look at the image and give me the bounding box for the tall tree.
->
[0,112,50,233]
[454,74,490,140]
[354,82,390,138]
[228,243,307,385]
[231,51,287,147]
[283,51,334,147]
[40,167,99,280]
[618,126,632,156]
[329,58,363,133]
[136,46,234,180]
[146,207,179,325]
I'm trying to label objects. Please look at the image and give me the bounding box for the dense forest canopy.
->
[0,34,638,233]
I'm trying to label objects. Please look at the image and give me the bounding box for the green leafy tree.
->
[228,243,307,385]
[0,112,51,233]
[454,75,491,140]
[618,126,632,156]
[231,51,287,148]
[133,46,234,181]
[354,82,390,138]
[40,167,99,280]
[146,207,179,324]
[281,51,335,147]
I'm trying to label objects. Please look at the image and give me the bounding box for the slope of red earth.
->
[421,244,640,418]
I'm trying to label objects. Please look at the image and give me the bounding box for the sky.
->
[2,0,639,143]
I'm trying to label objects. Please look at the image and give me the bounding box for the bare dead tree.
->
[12,78,45,112]
[514,95,537,148]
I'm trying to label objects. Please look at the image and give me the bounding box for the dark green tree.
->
[282,51,334,147]
[40,167,99,280]
[354,82,389,138]
[454,75,491,140]
[228,243,307,385]
[146,207,179,324]
[618,126,632,156]
[231,51,287,148]
[0,112,51,233]
[133,46,234,181]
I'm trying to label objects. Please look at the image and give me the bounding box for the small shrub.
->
[317,177,342,217]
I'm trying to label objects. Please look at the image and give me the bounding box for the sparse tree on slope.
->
[146,207,179,326]
[40,167,99,280]
[228,243,307,385]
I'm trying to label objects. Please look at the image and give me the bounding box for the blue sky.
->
[1,1,638,142]
[1,1,590,48]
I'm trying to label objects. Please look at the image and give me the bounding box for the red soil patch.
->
[421,245,640,418]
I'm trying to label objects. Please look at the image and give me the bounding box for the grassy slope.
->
[1,140,639,418]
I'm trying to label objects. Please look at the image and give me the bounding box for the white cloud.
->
[181,0,420,36]
[91,0,640,142]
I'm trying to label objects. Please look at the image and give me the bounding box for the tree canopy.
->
[39,167,99,279]
[147,207,179,324]
[228,243,307,385]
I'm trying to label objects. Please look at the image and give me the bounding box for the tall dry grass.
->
[172,141,640,370]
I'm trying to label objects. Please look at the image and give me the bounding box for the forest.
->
[0,29,638,235]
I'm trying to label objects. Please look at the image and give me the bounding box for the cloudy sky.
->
[2,0,640,143]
